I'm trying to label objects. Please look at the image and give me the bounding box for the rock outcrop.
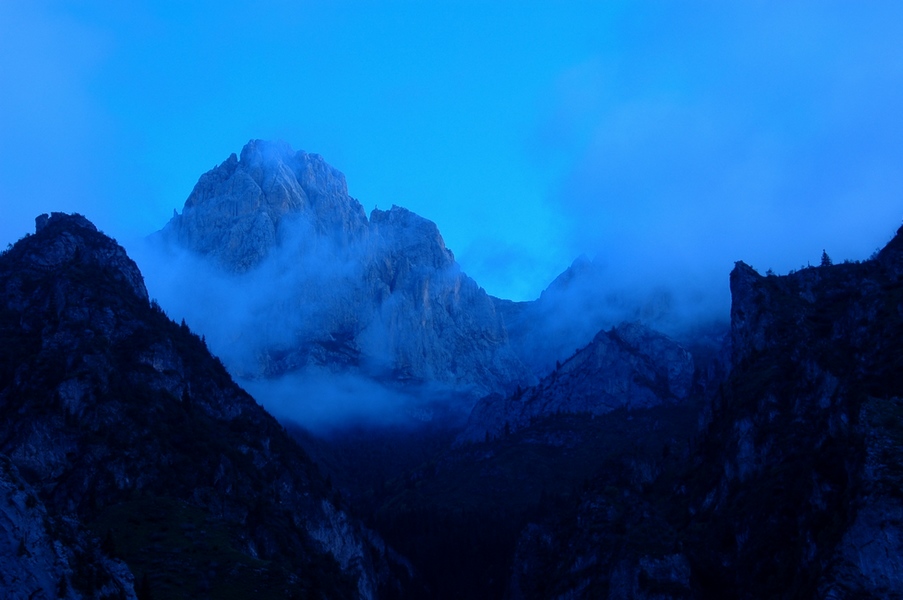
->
[357,206,526,389]
[0,213,398,598]
[458,322,694,443]
[153,140,530,396]
[679,232,903,598]
[821,396,903,598]
[163,139,368,272]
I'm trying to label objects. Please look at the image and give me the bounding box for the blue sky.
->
[2,1,903,303]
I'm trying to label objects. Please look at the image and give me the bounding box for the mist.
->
[127,203,493,434]
[237,371,464,433]
[519,3,903,313]
[129,189,734,440]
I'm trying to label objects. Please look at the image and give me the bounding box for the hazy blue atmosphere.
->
[3,1,903,302]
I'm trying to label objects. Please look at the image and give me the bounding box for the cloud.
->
[535,3,903,306]
[238,371,464,433]
[128,208,481,432]
[128,215,363,376]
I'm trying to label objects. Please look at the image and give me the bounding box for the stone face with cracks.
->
[167,139,368,272]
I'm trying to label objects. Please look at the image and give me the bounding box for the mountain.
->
[688,241,903,598]
[504,224,903,599]
[0,213,402,599]
[493,255,611,376]
[152,140,530,397]
[163,140,368,273]
[495,254,724,378]
[457,322,695,443]
[17,137,896,599]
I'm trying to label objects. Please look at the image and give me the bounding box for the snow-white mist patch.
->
[127,216,367,376]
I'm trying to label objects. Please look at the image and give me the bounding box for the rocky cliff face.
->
[358,206,526,389]
[458,322,694,443]
[164,139,368,272]
[0,213,398,598]
[691,242,903,598]
[152,140,529,396]
[820,395,903,598]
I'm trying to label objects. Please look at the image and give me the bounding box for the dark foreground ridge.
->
[0,213,404,599]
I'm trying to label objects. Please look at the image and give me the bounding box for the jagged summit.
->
[538,253,599,301]
[149,141,531,395]
[35,211,94,233]
[163,139,458,277]
[163,139,368,272]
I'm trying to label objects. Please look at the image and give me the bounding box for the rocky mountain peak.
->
[34,211,95,234]
[236,139,351,206]
[14,212,148,303]
[164,139,368,272]
[145,143,533,395]
[539,253,599,300]
[728,260,767,365]
[0,213,393,597]
[685,227,903,597]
